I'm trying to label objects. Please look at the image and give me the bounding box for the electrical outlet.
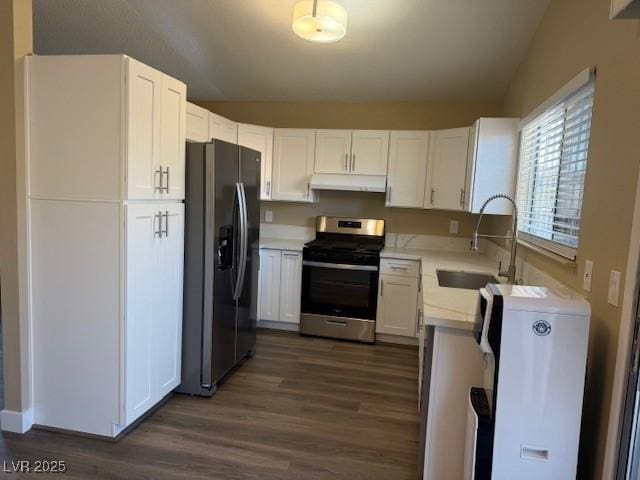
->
[265,210,273,223]
[583,260,593,292]
[608,270,621,307]
[449,220,459,234]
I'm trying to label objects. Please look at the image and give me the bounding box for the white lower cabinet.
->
[376,258,420,337]
[259,249,282,321]
[123,202,186,428]
[279,252,303,323]
[258,249,302,324]
[30,201,184,437]
[421,326,484,480]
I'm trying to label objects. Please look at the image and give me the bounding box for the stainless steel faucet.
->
[470,194,519,284]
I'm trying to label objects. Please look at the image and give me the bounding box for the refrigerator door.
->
[210,140,241,385]
[236,146,260,360]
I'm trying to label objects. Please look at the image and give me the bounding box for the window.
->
[516,79,595,260]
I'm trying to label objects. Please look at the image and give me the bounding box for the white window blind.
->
[516,80,595,260]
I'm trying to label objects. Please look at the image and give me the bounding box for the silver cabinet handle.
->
[283,252,300,258]
[326,320,348,327]
[351,153,355,172]
[154,166,163,192]
[380,279,384,297]
[163,166,170,193]
[390,266,409,271]
[344,153,348,171]
[307,182,311,198]
[459,188,464,207]
[154,211,162,237]
[430,188,435,204]
[387,186,392,202]
[162,210,169,237]
[266,180,271,196]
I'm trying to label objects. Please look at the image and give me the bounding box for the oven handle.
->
[302,261,378,272]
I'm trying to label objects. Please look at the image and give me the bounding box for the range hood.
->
[309,174,387,193]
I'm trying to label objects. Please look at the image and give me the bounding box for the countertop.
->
[381,247,501,331]
[259,237,307,251]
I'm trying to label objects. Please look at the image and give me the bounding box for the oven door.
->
[301,261,379,320]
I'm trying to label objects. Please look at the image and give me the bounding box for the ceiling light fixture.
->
[292,0,347,43]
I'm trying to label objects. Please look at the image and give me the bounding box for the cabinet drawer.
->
[380,258,420,277]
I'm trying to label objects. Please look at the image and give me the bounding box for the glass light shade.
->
[292,0,347,43]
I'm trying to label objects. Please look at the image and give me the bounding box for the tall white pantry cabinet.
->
[26,55,186,437]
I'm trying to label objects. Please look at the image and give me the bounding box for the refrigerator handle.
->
[233,182,248,300]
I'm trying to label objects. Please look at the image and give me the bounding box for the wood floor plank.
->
[0,329,420,479]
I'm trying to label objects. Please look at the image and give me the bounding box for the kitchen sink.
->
[436,269,499,290]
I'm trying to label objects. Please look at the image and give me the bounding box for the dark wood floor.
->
[0,329,420,479]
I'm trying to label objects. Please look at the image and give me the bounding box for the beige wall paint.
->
[0,0,33,414]
[197,100,504,234]
[488,0,640,476]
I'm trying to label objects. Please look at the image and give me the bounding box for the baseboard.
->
[258,320,300,332]
[1,408,34,433]
[376,333,418,347]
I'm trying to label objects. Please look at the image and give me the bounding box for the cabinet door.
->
[279,251,302,324]
[465,118,518,214]
[160,75,186,200]
[126,59,162,200]
[272,129,316,202]
[209,112,237,144]
[386,131,430,208]
[315,129,351,174]
[376,274,419,337]
[424,127,470,211]
[125,204,158,424]
[351,130,390,175]
[152,204,185,400]
[238,124,274,201]
[186,102,209,142]
[259,249,282,321]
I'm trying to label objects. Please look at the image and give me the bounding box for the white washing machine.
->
[464,284,590,479]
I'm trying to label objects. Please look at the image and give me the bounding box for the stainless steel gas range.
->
[300,216,385,343]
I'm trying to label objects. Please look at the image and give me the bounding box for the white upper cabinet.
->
[126,59,163,200]
[465,118,519,214]
[185,102,209,142]
[159,75,186,200]
[209,112,237,144]
[126,59,186,201]
[26,56,186,202]
[314,129,389,175]
[238,123,274,200]
[424,127,470,211]
[611,0,640,17]
[315,129,352,174]
[386,131,430,208]
[272,129,317,203]
[351,130,390,175]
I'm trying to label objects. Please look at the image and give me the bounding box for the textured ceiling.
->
[34,0,550,102]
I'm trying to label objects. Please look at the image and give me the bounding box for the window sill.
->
[517,238,578,268]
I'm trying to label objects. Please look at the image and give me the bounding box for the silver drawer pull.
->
[326,320,348,327]
[163,166,170,193]
[303,261,378,272]
[154,167,163,192]
[390,266,409,270]
[154,212,162,237]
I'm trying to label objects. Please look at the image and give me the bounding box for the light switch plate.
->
[265,210,273,223]
[583,260,593,292]
[608,270,621,307]
[449,220,459,234]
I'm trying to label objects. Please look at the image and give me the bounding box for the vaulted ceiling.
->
[34,0,550,102]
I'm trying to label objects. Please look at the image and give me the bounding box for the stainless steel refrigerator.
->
[177,140,260,396]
